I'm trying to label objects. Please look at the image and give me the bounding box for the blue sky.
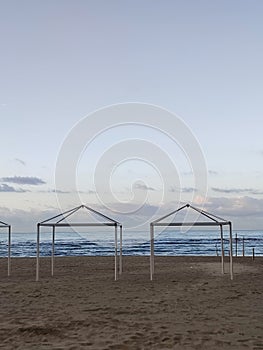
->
[1,0,263,231]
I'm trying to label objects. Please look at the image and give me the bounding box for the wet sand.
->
[0,256,262,349]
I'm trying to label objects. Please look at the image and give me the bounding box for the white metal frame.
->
[0,220,11,276]
[36,205,122,281]
[150,204,233,280]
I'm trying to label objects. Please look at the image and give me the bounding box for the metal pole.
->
[36,224,40,281]
[8,226,11,276]
[229,223,233,280]
[235,233,238,257]
[220,225,224,274]
[150,224,154,280]
[114,224,117,281]
[252,248,255,260]
[242,237,245,257]
[152,226,155,275]
[119,225,122,275]
[51,226,55,276]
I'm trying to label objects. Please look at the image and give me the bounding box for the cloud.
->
[86,190,97,194]
[94,201,162,229]
[182,187,196,193]
[54,189,96,194]
[14,158,26,166]
[77,190,97,194]
[37,189,97,194]
[211,187,263,195]
[205,196,263,217]
[0,206,61,232]
[169,186,177,193]
[134,183,156,191]
[170,186,196,193]
[182,171,193,176]
[1,194,263,231]
[208,170,219,176]
[0,184,27,192]
[1,176,46,185]
[51,189,71,194]
[212,187,251,194]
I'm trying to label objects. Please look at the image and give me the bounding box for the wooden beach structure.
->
[150,203,233,280]
[0,220,11,276]
[36,204,122,281]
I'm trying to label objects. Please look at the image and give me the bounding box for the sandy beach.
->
[0,256,262,349]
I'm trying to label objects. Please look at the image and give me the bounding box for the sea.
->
[0,228,262,258]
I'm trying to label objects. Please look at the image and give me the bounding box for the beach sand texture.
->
[0,256,262,349]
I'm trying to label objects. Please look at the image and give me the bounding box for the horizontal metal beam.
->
[39,223,117,227]
[152,222,229,227]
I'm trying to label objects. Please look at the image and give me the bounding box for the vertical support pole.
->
[114,224,118,281]
[119,225,123,275]
[8,226,11,276]
[150,223,154,281]
[51,226,55,276]
[235,233,238,257]
[252,248,255,260]
[229,222,233,280]
[220,225,224,274]
[242,237,245,257]
[152,226,154,275]
[36,224,40,281]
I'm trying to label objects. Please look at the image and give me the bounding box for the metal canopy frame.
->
[0,220,11,276]
[150,204,233,280]
[36,204,123,281]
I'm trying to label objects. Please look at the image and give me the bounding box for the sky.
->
[1,0,263,232]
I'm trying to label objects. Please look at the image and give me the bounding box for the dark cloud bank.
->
[1,176,46,185]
